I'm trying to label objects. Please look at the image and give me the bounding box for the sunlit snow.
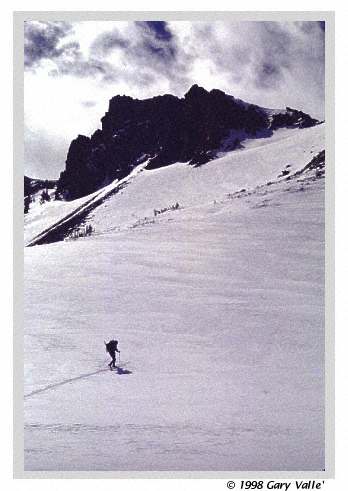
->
[24,124,325,471]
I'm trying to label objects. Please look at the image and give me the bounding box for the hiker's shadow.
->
[114,366,132,375]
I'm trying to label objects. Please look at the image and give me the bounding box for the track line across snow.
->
[24,368,110,398]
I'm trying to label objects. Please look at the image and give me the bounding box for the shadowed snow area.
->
[24,124,325,471]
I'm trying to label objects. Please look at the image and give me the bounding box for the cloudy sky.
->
[24,20,325,179]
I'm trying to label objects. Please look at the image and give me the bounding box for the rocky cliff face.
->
[56,85,320,200]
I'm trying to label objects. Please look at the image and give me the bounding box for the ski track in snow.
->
[25,364,132,399]
[24,369,109,398]
[24,124,325,472]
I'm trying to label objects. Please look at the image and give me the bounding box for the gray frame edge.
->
[13,10,335,480]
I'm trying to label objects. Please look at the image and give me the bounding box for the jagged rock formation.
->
[56,85,320,200]
[269,106,320,130]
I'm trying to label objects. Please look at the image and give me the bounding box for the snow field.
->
[24,164,325,470]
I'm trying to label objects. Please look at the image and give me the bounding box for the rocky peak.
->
[56,86,320,200]
[184,84,209,99]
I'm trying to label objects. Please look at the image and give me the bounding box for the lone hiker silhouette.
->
[104,340,120,369]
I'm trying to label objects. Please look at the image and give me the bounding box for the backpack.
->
[105,340,118,353]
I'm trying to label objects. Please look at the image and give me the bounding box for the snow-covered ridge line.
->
[25,124,324,247]
[26,163,148,247]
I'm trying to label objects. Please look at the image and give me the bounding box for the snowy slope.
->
[24,163,148,246]
[84,124,325,237]
[24,124,325,472]
[24,188,100,245]
[24,125,323,245]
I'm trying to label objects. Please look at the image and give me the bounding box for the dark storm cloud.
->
[254,22,324,92]
[90,30,130,55]
[141,37,176,61]
[59,57,111,78]
[129,22,177,64]
[25,20,324,96]
[252,23,292,89]
[87,22,177,73]
[24,21,76,68]
[255,62,282,88]
[196,21,323,94]
[126,21,190,91]
[25,20,180,86]
[88,23,182,87]
[25,22,121,82]
[140,21,173,41]
[46,58,109,80]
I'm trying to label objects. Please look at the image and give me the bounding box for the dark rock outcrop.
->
[24,176,57,197]
[270,106,321,130]
[56,85,320,200]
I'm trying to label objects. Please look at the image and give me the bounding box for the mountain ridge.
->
[55,84,320,200]
[25,123,325,247]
